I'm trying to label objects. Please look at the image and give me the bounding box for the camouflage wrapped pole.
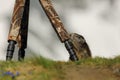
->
[39,0,78,61]
[6,0,30,61]
[6,0,91,61]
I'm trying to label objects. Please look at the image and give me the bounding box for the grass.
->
[75,56,120,66]
[0,56,120,80]
[29,56,56,69]
[0,56,61,80]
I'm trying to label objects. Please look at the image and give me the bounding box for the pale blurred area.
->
[0,0,120,61]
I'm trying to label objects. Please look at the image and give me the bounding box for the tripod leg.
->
[39,0,78,61]
[18,0,30,61]
[6,0,28,61]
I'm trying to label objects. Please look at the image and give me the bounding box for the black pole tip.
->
[64,40,78,61]
[6,40,16,61]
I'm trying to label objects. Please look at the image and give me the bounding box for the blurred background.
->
[0,0,120,61]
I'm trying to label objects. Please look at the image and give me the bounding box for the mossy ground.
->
[0,56,120,80]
